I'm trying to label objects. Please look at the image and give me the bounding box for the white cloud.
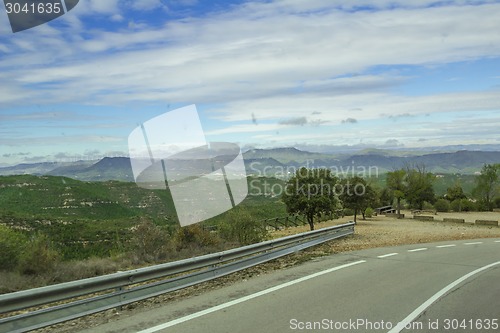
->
[1,0,499,152]
[0,135,123,147]
[234,111,500,149]
[2,2,499,105]
[86,0,120,14]
[111,14,125,22]
[206,123,284,136]
[131,0,166,11]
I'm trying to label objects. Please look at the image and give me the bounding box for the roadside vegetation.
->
[0,164,499,292]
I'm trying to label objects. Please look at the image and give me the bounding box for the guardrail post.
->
[115,286,123,311]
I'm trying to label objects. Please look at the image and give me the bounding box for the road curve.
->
[79,238,500,333]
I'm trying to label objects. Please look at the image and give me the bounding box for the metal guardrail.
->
[0,222,354,333]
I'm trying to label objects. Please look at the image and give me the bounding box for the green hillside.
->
[0,171,483,261]
[0,175,176,220]
[0,175,287,260]
[0,175,179,259]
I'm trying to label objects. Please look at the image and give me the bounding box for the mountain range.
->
[1,148,499,181]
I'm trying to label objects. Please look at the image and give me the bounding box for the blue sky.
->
[1,0,500,165]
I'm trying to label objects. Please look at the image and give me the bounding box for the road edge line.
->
[137,260,366,333]
[388,260,500,333]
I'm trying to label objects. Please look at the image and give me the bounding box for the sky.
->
[1,0,500,165]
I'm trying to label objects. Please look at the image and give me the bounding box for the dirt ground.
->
[272,210,500,254]
[32,210,500,332]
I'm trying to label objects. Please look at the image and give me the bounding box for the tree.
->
[360,185,379,220]
[282,168,339,230]
[386,169,406,216]
[379,187,392,206]
[494,197,500,209]
[473,164,500,211]
[445,183,467,202]
[404,165,435,210]
[339,177,376,222]
[361,183,380,220]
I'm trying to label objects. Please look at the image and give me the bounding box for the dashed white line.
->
[408,248,427,252]
[137,260,367,333]
[378,253,398,258]
[137,240,496,333]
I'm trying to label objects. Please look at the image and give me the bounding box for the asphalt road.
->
[80,238,500,333]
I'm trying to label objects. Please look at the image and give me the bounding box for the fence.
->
[261,211,342,230]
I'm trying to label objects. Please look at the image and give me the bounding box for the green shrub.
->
[434,199,450,212]
[495,197,500,209]
[450,199,475,212]
[0,225,27,270]
[218,209,268,246]
[422,201,435,211]
[130,218,172,263]
[173,224,220,250]
[17,234,60,275]
[364,207,374,218]
[460,199,477,212]
[450,199,461,212]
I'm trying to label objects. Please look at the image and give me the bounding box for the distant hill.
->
[243,149,500,176]
[47,157,134,181]
[338,150,500,174]
[0,174,175,222]
[410,151,500,173]
[1,149,500,180]
[243,147,329,163]
[0,162,62,176]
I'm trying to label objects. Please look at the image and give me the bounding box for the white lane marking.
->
[465,242,483,245]
[137,260,366,333]
[408,248,427,252]
[378,253,398,258]
[494,240,500,243]
[436,244,456,248]
[388,261,500,333]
